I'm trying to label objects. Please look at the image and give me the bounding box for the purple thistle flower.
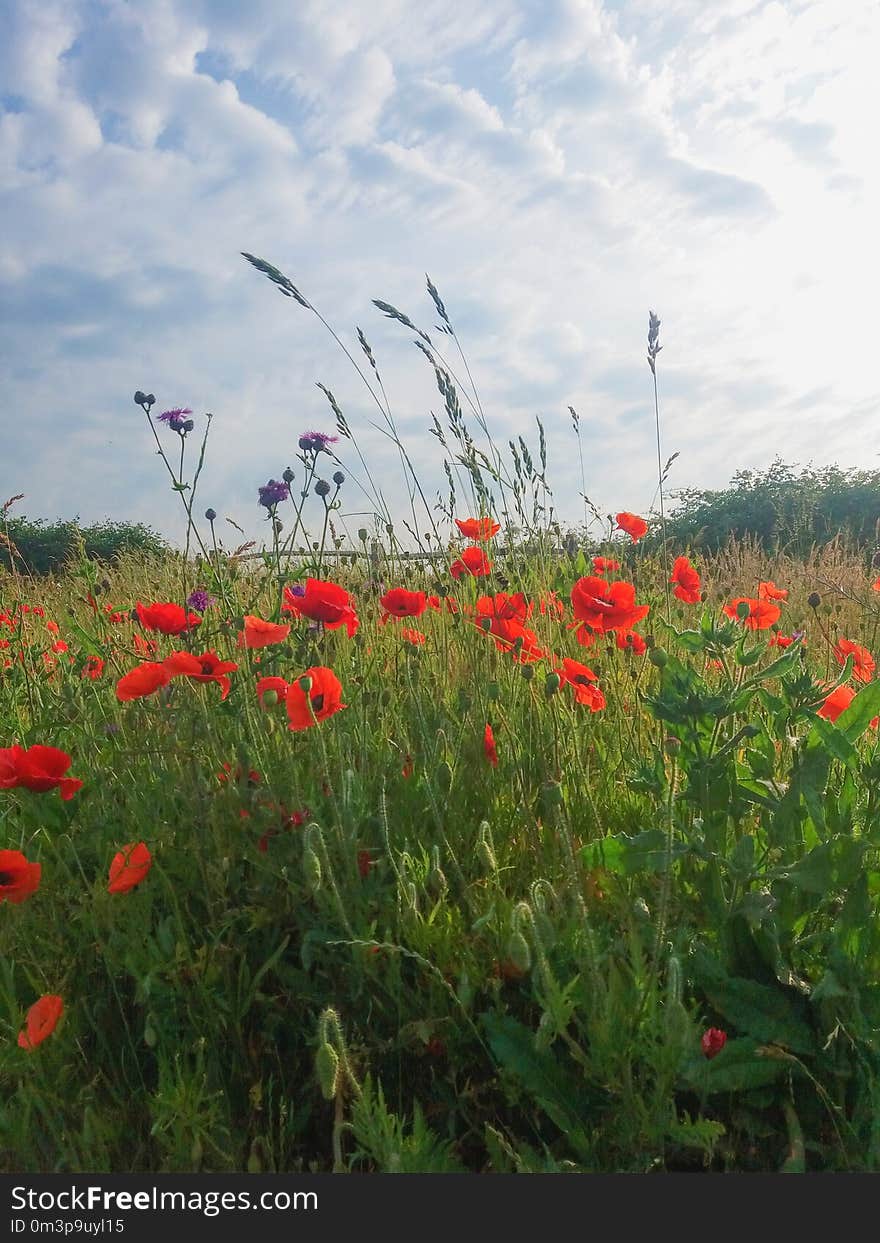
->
[157,407,193,432]
[298,431,339,453]
[258,479,290,509]
[187,590,215,614]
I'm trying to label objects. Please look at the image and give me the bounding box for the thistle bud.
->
[807,592,821,609]
[333,471,345,486]
[133,390,146,405]
[282,467,295,484]
[315,480,331,498]
[182,418,194,433]
[205,508,217,522]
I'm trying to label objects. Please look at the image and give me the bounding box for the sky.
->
[2,0,878,550]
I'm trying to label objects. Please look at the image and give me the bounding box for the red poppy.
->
[833,638,876,684]
[722,598,781,631]
[107,842,152,894]
[427,595,459,614]
[475,592,532,623]
[132,633,159,658]
[238,615,291,649]
[615,630,647,655]
[478,616,547,663]
[670,556,701,604]
[136,601,201,635]
[818,685,856,722]
[701,1028,727,1059]
[450,546,492,579]
[379,588,427,621]
[286,666,346,731]
[116,662,172,702]
[18,994,63,1051]
[0,745,82,800]
[768,633,796,648]
[592,556,620,573]
[162,650,239,700]
[282,579,359,637]
[571,576,650,635]
[256,676,289,708]
[758,580,788,602]
[0,849,41,904]
[400,628,426,646]
[81,656,105,680]
[484,723,498,767]
[874,577,880,593]
[46,620,60,634]
[556,658,606,711]
[572,624,598,650]
[455,517,500,541]
[217,763,261,786]
[401,753,414,778]
[539,592,565,618]
[616,512,648,542]
[357,849,375,879]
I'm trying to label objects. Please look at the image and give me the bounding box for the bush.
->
[665,460,880,554]
[0,516,167,575]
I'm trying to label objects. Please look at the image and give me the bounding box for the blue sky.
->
[1,0,877,548]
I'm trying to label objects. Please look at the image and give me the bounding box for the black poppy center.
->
[311,693,325,713]
[201,662,214,675]
[0,871,16,886]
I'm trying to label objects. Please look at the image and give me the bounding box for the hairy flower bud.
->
[315,1042,340,1100]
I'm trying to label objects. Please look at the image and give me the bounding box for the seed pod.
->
[648,646,668,667]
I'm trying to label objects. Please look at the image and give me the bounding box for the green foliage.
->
[666,460,880,554]
[1,515,167,575]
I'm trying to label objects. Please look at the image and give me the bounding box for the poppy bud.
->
[520,664,534,681]
[261,689,279,709]
[316,1042,340,1100]
[476,822,497,873]
[701,1027,727,1059]
[544,672,561,697]
[385,524,394,535]
[298,675,313,694]
[505,930,532,975]
[663,736,681,756]
[205,508,217,522]
[807,592,821,609]
[436,760,453,793]
[314,480,331,497]
[283,467,295,484]
[541,780,564,807]
[487,681,500,701]
[380,688,392,706]
[648,646,668,667]
[358,528,368,543]
[304,846,322,893]
[736,600,751,619]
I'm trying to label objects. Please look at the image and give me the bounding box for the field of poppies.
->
[3,272,880,1173]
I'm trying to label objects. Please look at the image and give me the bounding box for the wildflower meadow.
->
[3,258,880,1175]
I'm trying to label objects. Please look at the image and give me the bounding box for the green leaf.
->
[839,681,880,743]
[682,1039,791,1094]
[580,829,689,876]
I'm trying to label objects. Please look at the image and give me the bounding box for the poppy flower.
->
[116,662,172,701]
[427,595,459,614]
[758,580,788,602]
[238,615,291,649]
[572,624,598,650]
[0,745,83,800]
[818,685,856,722]
[450,546,492,579]
[282,579,359,637]
[476,593,532,623]
[136,601,202,635]
[478,616,546,663]
[670,556,701,604]
[18,994,63,1051]
[81,656,105,680]
[455,517,500,541]
[722,598,781,631]
[0,849,41,904]
[874,577,880,593]
[556,658,606,711]
[256,676,290,708]
[107,842,152,894]
[286,666,346,731]
[400,628,426,646]
[615,630,647,655]
[616,512,648,542]
[379,588,427,621]
[539,592,565,618]
[357,849,375,879]
[401,753,414,778]
[701,1028,727,1059]
[484,723,498,767]
[833,638,876,684]
[162,650,239,700]
[217,762,261,786]
[132,633,159,658]
[592,556,620,573]
[571,576,650,635]
[768,633,795,648]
